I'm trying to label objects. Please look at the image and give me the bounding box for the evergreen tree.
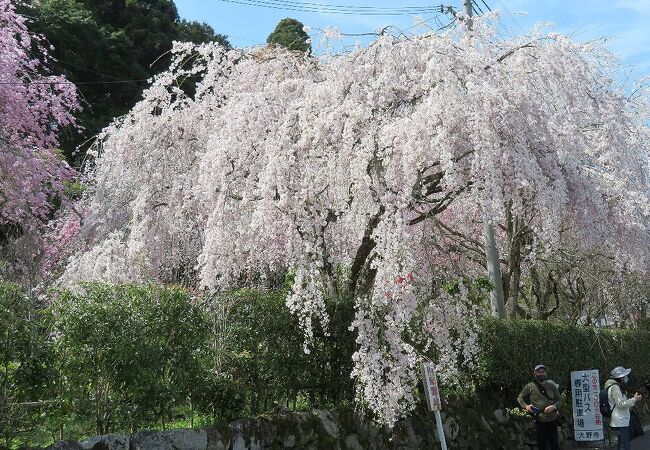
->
[267,18,311,53]
[176,19,230,46]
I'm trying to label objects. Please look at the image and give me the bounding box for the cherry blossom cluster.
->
[423,281,483,383]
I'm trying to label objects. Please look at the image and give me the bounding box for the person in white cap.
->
[604,366,643,450]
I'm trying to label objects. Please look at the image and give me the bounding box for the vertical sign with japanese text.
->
[422,362,442,411]
[570,370,603,442]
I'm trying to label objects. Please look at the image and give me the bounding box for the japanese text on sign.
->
[571,370,603,442]
[422,362,442,411]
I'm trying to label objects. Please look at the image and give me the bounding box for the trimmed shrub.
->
[475,318,650,400]
[51,283,210,434]
[6,282,649,445]
[215,289,356,414]
[46,284,355,437]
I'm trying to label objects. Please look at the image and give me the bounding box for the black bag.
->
[534,379,550,399]
[630,408,644,440]
[599,385,615,418]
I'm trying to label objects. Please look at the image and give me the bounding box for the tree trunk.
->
[503,206,528,318]
[190,396,194,428]
[507,238,523,318]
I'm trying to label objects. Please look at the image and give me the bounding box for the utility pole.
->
[484,216,506,318]
[463,0,473,17]
[460,0,506,318]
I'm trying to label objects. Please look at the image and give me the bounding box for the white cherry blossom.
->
[61,21,649,425]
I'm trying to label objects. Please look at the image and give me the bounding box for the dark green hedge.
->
[475,318,650,399]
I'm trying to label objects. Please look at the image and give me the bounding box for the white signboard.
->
[422,362,442,411]
[570,370,604,442]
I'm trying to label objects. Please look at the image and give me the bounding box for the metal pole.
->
[463,1,474,32]
[423,362,449,450]
[463,0,505,319]
[463,0,473,16]
[483,215,506,318]
[434,410,448,450]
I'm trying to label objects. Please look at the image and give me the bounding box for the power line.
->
[477,0,519,40]
[479,0,492,12]
[58,58,146,83]
[212,0,445,15]
[238,0,446,11]
[471,0,508,41]
[0,79,149,85]
[393,13,456,36]
[494,0,525,34]
[69,79,150,85]
[310,13,454,55]
[471,0,485,16]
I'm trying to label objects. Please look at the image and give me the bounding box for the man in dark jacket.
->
[517,364,563,450]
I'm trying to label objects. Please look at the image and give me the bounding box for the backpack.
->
[599,384,616,418]
[630,409,645,439]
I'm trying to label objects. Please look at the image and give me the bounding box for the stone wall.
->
[40,397,650,450]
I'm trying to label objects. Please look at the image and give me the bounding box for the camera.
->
[634,379,650,399]
[529,406,541,417]
[642,380,650,398]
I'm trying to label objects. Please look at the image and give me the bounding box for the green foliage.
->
[0,284,54,449]
[442,276,492,305]
[121,0,179,68]
[51,283,209,434]
[267,18,311,53]
[191,375,245,423]
[62,180,87,201]
[13,282,650,444]
[24,0,146,164]
[638,317,650,331]
[475,318,650,400]
[2,283,355,445]
[216,289,355,415]
[176,19,230,46]
[0,283,30,446]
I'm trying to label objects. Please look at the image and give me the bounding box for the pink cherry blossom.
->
[0,0,78,232]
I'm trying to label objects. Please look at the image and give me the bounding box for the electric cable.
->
[212,0,445,16]
[494,0,525,34]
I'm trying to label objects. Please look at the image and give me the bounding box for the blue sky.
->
[175,0,650,78]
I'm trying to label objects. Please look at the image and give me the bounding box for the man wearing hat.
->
[517,364,563,450]
[604,366,643,450]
